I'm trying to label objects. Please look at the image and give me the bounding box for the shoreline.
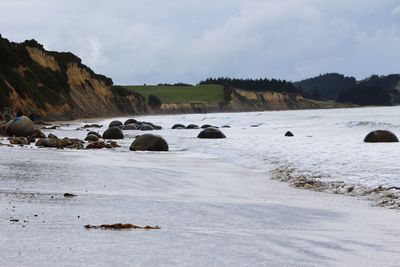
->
[0,147,399,266]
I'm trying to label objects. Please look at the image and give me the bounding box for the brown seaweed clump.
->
[84,223,161,230]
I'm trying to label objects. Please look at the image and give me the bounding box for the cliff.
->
[154,88,349,114]
[0,35,147,121]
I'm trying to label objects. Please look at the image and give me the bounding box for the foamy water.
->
[1,106,400,266]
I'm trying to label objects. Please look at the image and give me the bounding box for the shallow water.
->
[1,107,400,266]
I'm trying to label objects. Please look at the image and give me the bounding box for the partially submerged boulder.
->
[364,130,399,143]
[109,120,123,128]
[197,128,226,139]
[122,124,138,130]
[200,124,213,129]
[186,124,200,129]
[48,133,58,139]
[124,119,137,125]
[138,124,154,131]
[103,127,124,139]
[285,131,294,137]
[6,116,35,137]
[129,134,169,151]
[32,128,46,138]
[87,131,102,138]
[85,134,99,142]
[36,137,84,149]
[172,124,185,129]
[86,141,120,149]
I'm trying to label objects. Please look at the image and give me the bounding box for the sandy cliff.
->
[0,36,147,120]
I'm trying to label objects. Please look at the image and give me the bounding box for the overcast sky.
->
[1,0,400,84]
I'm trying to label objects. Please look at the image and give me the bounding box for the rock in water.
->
[87,131,102,138]
[172,124,185,129]
[109,120,123,128]
[285,131,294,137]
[102,127,124,139]
[186,124,200,129]
[32,128,46,138]
[122,124,138,130]
[85,134,99,142]
[124,119,137,125]
[129,134,169,151]
[6,116,35,137]
[364,130,399,143]
[138,124,154,131]
[201,124,213,129]
[197,128,226,139]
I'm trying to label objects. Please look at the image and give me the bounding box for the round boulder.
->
[122,124,138,130]
[6,116,35,137]
[103,127,124,139]
[285,131,294,137]
[138,124,154,131]
[201,124,213,129]
[364,130,399,143]
[124,119,137,125]
[85,134,99,142]
[129,134,169,151]
[186,124,199,129]
[87,131,102,138]
[109,120,123,128]
[197,128,226,139]
[172,124,185,129]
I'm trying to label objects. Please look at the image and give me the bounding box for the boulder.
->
[152,125,162,130]
[83,124,102,129]
[221,125,231,128]
[172,124,185,129]
[285,131,294,137]
[364,130,399,143]
[85,134,99,142]
[109,120,123,128]
[48,133,58,139]
[87,131,102,138]
[129,134,169,151]
[86,141,119,149]
[32,129,46,138]
[122,124,138,130]
[35,137,84,149]
[186,124,200,129]
[197,128,226,139]
[138,124,155,131]
[201,124,213,129]
[102,127,124,139]
[124,119,137,125]
[9,137,30,145]
[6,116,35,137]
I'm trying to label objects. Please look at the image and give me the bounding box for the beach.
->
[1,107,400,266]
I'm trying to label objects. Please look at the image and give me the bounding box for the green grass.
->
[124,84,224,104]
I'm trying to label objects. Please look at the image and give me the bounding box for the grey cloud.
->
[0,0,399,84]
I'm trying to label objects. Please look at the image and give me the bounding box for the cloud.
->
[392,4,400,15]
[0,0,399,84]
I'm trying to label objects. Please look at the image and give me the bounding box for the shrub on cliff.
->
[148,94,161,109]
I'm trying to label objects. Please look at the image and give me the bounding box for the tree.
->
[148,94,161,109]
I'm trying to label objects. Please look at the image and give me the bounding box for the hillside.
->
[337,74,400,106]
[294,73,356,100]
[0,34,147,121]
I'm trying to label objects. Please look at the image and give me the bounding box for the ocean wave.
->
[345,121,400,128]
[272,164,400,209]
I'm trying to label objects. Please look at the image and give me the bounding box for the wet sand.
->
[0,145,399,266]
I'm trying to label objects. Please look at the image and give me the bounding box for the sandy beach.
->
[1,132,399,266]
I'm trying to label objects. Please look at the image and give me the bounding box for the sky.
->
[0,0,400,85]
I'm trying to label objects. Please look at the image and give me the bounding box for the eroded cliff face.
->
[0,36,147,120]
[154,88,345,114]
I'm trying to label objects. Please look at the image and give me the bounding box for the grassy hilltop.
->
[124,84,224,104]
